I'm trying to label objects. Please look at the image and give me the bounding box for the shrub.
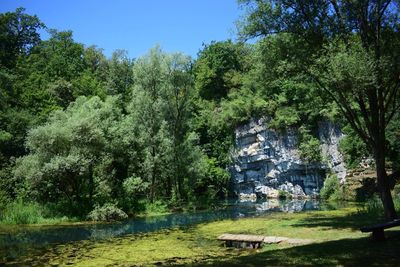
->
[87,203,128,222]
[298,126,322,163]
[144,200,169,215]
[320,174,342,200]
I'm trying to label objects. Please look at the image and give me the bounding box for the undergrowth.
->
[0,200,74,225]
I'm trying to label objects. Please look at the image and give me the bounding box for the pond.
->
[0,198,331,264]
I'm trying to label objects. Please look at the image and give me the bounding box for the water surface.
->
[1,198,323,263]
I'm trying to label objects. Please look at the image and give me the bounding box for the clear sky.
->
[0,0,242,59]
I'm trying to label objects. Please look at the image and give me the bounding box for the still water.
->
[0,198,326,263]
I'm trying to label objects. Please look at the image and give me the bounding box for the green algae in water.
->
[1,200,337,266]
[3,208,368,266]
[9,228,252,266]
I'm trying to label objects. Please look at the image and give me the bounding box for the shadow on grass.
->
[181,231,400,267]
[293,210,385,230]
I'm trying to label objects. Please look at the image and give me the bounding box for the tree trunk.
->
[375,145,397,220]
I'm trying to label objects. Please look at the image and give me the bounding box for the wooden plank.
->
[217,234,265,243]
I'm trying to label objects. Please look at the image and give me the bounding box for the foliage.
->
[13,96,126,214]
[194,40,247,100]
[358,194,400,218]
[0,200,72,225]
[143,200,169,215]
[87,203,128,222]
[339,125,369,168]
[128,47,206,202]
[123,176,149,196]
[238,0,400,219]
[298,127,322,163]
[0,7,44,68]
[320,174,342,201]
[2,5,400,223]
[0,200,43,224]
[193,156,230,200]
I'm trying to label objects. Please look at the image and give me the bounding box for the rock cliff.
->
[230,118,346,198]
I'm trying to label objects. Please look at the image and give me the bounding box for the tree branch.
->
[378,0,392,21]
[309,71,372,146]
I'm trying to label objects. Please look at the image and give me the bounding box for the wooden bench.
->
[360,219,400,241]
[217,234,265,248]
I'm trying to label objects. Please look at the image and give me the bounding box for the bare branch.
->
[378,0,392,21]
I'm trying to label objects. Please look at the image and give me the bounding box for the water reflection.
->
[0,199,321,262]
[254,199,320,212]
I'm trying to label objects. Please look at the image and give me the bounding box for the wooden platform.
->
[217,234,265,248]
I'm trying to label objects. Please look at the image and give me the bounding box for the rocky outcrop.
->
[318,121,347,183]
[230,118,346,198]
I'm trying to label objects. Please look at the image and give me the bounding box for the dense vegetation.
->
[1,3,399,222]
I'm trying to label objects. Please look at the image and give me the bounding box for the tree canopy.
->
[0,6,399,220]
[238,0,400,219]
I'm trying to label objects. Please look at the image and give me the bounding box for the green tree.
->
[0,7,44,68]
[194,41,247,100]
[13,96,125,215]
[128,47,207,203]
[128,47,174,202]
[238,0,400,219]
[106,49,134,98]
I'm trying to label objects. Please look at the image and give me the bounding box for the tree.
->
[128,47,174,202]
[106,49,134,98]
[0,7,44,68]
[194,41,246,100]
[128,47,207,202]
[238,0,400,219]
[13,96,125,215]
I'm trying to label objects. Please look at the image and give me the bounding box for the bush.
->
[298,126,322,163]
[320,174,343,200]
[144,200,169,215]
[87,203,128,222]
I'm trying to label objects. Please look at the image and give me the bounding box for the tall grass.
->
[0,200,73,225]
[358,194,400,218]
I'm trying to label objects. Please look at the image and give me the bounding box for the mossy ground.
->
[3,207,400,266]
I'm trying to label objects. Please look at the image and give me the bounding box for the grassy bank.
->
[3,206,400,266]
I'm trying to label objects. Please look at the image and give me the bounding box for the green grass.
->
[0,200,75,225]
[4,206,400,266]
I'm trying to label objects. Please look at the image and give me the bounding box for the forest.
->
[1,1,400,224]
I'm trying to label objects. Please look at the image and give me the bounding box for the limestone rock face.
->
[255,185,279,198]
[318,121,347,183]
[230,118,346,198]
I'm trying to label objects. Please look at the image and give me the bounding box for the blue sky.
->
[0,0,243,59]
